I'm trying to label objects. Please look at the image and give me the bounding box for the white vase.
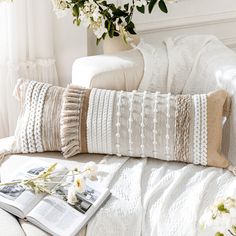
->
[103,35,140,54]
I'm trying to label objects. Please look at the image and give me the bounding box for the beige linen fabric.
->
[207,90,230,168]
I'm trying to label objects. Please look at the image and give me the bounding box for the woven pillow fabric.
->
[11,80,88,156]
[84,88,231,168]
[10,80,232,171]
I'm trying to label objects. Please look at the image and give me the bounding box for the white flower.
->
[91,16,107,39]
[79,11,91,27]
[92,5,100,21]
[225,197,236,209]
[67,186,78,205]
[134,0,147,7]
[51,0,67,10]
[83,161,98,179]
[115,18,120,31]
[93,25,107,39]
[51,0,68,18]
[200,198,236,235]
[74,175,85,193]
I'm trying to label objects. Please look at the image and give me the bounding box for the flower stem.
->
[228,230,236,236]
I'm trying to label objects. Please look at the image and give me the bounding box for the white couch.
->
[1,46,236,236]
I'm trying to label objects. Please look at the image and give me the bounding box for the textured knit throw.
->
[11,80,232,170]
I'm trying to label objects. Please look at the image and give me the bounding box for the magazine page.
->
[0,161,67,218]
[27,180,110,236]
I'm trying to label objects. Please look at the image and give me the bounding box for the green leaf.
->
[109,3,116,12]
[232,225,236,234]
[217,203,230,213]
[148,0,157,13]
[127,27,136,35]
[96,37,102,46]
[126,21,136,35]
[215,232,224,236]
[102,33,107,40]
[125,16,130,23]
[78,1,85,8]
[124,3,129,11]
[158,0,168,13]
[72,5,79,17]
[114,31,119,37]
[136,5,145,14]
[113,8,128,17]
[101,1,108,7]
[108,23,115,38]
[106,20,111,32]
[127,21,135,28]
[76,18,81,26]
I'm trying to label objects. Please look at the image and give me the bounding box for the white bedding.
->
[87,156,236,236]
[0,138,236,236]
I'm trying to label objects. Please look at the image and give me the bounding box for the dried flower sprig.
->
[0,161,98,205]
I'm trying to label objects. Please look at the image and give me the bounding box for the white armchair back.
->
[72,49,144,92]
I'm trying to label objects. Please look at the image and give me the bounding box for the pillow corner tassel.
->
[0,150,12,165]
[227,164,236,176]
[12,78,25,101]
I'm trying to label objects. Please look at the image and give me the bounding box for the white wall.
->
[53,14,88,86]
[134,0,236,51]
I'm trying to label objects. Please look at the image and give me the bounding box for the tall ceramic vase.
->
[103,35,140,54]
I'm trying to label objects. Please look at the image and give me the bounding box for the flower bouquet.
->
[51,0,174,44]
[200,197,236,236]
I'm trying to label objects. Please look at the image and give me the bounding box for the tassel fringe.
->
[61,86,85,158]
[227,165,236,176]
[13,78,25,101]
[0,150,12,165]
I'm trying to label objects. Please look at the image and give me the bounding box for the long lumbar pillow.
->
[4,80,234,173]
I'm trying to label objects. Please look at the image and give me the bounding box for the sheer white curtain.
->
[0,0,58,138]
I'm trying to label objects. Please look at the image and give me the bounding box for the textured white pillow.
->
[137,40,168,93]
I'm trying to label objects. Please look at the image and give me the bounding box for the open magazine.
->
[0,161,110,236]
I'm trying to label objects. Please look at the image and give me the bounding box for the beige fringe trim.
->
[13,78,25,101]
[174,95,192,163]
[228,164,236,176]
[60,85,86,158]
[0,150,12,165]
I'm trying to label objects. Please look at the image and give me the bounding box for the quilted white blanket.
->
[86,156,236,236]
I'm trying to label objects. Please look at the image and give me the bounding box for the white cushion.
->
[0,208,25,236]
[72,49,144,92]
